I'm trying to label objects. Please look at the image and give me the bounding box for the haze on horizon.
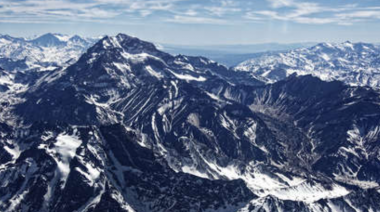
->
[0,0,379,45]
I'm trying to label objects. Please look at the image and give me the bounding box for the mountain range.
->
[235,41,380,88]
[160,42,317,67]
[0,34,379,212]
[0,33,97,72]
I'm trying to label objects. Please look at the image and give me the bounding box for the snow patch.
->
[255,181,350,203]
[39,131,82,187]
[145,65,163,79]
[167,69,206,81]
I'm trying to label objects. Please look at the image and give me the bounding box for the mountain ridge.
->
[0,33,98,72]
[0,33,380,212]
[234,41,380,88]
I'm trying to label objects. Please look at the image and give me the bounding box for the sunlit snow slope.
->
[235,41,380,88]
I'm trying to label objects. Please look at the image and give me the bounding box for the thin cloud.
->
[205,6,241,17]
[249,10,341,25]
[0,0,120,22]
[337,10,380,19]
[266,0,294,8]
[245,0,380,25]
[0,0,180,23]
[183,9,198,16]
[166,15,229,24]
[204,0,241,16]
[0,0,379,27]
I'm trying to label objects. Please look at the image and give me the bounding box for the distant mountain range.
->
[0,34,380,212]
[235,41,380,88]
[0,33,97,72]
[160,42,317,67]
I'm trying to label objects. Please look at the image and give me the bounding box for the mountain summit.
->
[31,33,66,47]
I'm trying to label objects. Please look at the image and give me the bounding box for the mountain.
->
[161,42,317,67]
[30,33,66,47]
[0,33,97,72]
[0,34,380,212]
[234,41,380,88]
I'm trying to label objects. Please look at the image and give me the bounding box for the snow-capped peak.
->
[234,41,380,87]
[52,33,72,42]
[0,33,98,72]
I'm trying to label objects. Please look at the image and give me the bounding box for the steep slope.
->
[0,122,254,212]
[247,75,380,183]
[235,41,380,88]
[212,75,380,212]
[1,34,380,212]
[1,34,261,212]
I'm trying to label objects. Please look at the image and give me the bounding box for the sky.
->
[0,0,380,45]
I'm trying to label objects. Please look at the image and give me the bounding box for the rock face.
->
[235,41,380,88]
[0,34,380,212]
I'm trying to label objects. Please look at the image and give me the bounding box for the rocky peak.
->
[31,33,65,47]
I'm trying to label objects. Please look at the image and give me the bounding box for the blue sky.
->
[0,0,380,45]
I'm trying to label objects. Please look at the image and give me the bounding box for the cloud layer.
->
[0,0,379,26]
